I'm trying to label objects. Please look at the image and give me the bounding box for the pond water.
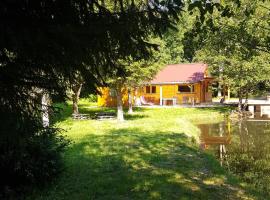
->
[197,113,270,196]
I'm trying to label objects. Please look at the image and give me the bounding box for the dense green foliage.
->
[183,0,270,108]
[0,111,69,198]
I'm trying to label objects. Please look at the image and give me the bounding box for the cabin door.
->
[204,81,212,102]
[201,83,205,102]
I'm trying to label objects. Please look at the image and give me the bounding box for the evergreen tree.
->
[0,0,185,193]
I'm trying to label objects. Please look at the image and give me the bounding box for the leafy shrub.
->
[0,110,70,198]
[87,94,97,102]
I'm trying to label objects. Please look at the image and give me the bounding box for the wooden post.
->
[160,86,163,106]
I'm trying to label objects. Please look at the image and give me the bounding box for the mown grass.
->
[28,100,261,200]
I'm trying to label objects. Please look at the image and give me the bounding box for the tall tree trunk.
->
[223,85,226,101]
[218,65,223,97]
[243,92,249,111]
[116,86,124,121]
[238,88,243,112]
[72,83,82,114]
[217,82,222,97]
[128,89,133,114]
[41,92,50,127]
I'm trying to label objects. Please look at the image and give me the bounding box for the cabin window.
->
[151,86,156,94]
[146,86,156,94]
[146,86,151,94]
[178,85,194,93]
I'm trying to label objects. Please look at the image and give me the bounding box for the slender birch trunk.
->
[116,86,124,121]
[128,89,133,114]
[218,82,222,97]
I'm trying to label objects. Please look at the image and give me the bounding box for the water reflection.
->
[197,113,270,195]
[198,121,231,166]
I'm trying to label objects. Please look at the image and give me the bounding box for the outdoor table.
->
[162,98,177,106]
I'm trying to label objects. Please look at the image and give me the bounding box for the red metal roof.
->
[149,63,208,84]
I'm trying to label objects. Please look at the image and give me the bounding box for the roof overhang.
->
[204,77,215,80]
[203,77,215,82]
[144,81,201,85]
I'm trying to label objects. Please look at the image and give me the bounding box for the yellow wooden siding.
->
[97,87,129,107]
[138,83,202,104]
[141,86,160,104]
[98,82,209,107]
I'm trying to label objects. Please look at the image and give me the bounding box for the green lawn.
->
[28,101,259,200]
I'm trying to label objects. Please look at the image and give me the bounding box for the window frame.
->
[178,84,194,93]
[146,86,151,94]
[151,86,156,94]
[145,85,156,94]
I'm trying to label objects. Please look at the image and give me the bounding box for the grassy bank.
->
[28,101,259,200]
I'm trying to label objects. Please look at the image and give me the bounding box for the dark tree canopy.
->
[0,0,185,139]
[0,0,229,196]
[0,0,187,112]
[0,0,187,194]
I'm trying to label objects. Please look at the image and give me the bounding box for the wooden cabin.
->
[98,63,213,107]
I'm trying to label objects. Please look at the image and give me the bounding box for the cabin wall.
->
[203,79,213,102]
[97,87,129,107]
[98,81,212,107]
[138,86,160,105]
[138,83,203,104]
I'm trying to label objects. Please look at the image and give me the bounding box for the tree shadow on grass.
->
[124,113,148,121]
[52,103,149,123]
[52,103,116,123]
[31,128,260,200]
